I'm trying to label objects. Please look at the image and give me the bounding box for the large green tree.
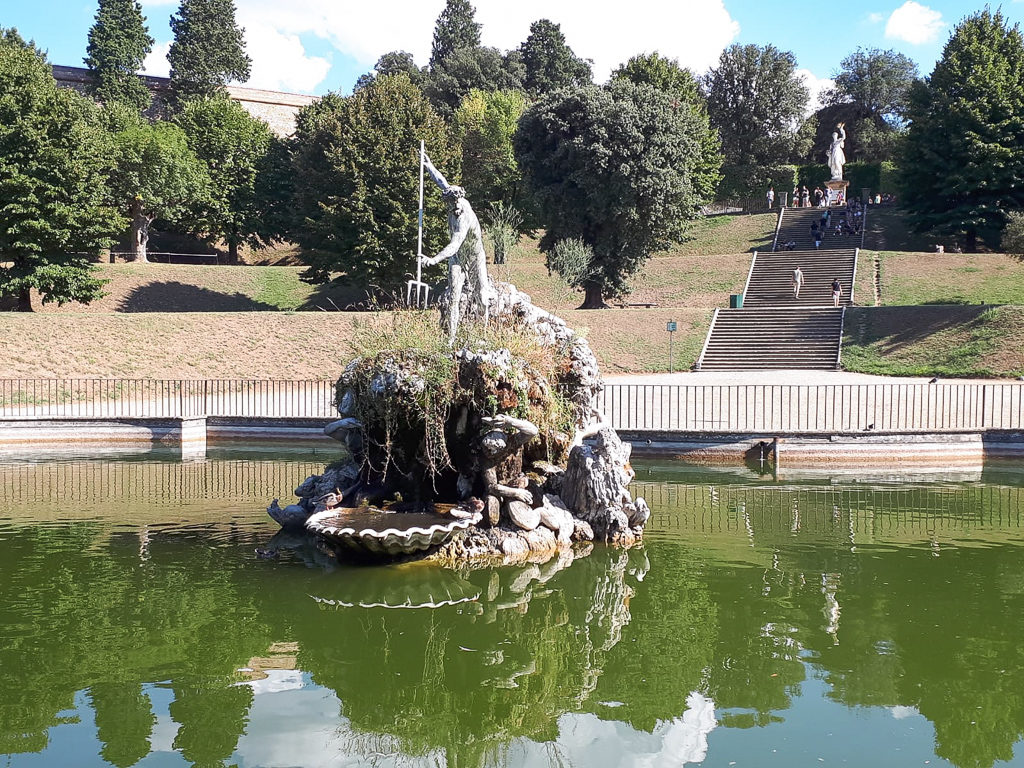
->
[515,81,721,308]
[705,44,809,170]
[84,0,154,111]
[807,47,919,164]
[519,19,591,97]
[423,46,525,119]
[429,0,481,68]
[611,52,702,104]
[452,88,528,212]
[354,50,423,92]
[108,121,210,262]
[0,31,122,311]
[168,0,251,103]
[175,96,278,262]
[291,74,459,294]
[901,9,1024,251]
[612,52,720,205]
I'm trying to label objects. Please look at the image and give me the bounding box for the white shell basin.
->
[306,507,481,557]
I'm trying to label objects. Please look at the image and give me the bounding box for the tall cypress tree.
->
[84,0,153,111]
[429,0,481,68]
[901,10,1024,251]
[519,19,591,97]
[168,0,251,104]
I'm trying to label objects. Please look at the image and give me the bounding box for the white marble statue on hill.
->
[828,122,847,181]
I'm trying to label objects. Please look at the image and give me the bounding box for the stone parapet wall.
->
[51,64,317,136]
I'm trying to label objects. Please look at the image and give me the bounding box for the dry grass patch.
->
[0,307,714,379]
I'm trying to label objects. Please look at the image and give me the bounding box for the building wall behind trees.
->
[51,64,314,137]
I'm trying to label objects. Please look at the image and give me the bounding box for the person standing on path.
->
[831,278,842,307]
[766,186,775,209]
[793,266,804,299]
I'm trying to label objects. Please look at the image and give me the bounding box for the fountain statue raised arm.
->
[828,122,847,181]
[418,152,493,344]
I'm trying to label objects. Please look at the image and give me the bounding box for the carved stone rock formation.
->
[272,280,647,563]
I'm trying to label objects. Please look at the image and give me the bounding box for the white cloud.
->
[867,11,884,23]
[140,1,332,93]
[885,1,945,45]
[238,13,332,93]
[142,40,171,77]
[176,0,739,91]
[797,68,835,115]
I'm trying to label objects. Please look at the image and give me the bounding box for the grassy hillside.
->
[842,305,1024,378]
[874,251,1024,306]
[23,213,774,316]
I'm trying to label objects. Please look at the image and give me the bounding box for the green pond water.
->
[2,449,1024,768]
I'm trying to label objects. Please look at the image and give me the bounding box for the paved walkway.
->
[606,370,1020,386]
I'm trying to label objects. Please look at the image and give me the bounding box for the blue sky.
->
[5,0,1022,102]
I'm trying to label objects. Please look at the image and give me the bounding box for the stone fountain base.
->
[267,280,649,565]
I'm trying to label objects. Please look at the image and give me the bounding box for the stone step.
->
[697,307,845,371]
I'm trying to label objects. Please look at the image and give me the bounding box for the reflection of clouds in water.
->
[523,692,717,767]
[244,668,307,695]
[231,680,715,767]
[891,705,920,720]
[148,713,180,754]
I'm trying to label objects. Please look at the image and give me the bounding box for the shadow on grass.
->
[863,208,940,253]
[117,282,280,312]
[846,305,993,346]
[301,281,391,311]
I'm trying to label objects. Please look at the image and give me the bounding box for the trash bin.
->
[729,294,743,308]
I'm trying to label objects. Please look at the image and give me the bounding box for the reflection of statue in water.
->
[827,122,846,180]
[418,154,493,343]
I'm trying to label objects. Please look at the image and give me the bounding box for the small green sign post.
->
[666,320,677,373]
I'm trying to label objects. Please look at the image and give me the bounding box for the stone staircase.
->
[742,249,857,308]
[773,206,865,251]
[694,204,864,371]
[697,307,845,370]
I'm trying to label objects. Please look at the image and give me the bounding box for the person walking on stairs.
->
[793,266,804,299]
[831,278,842,307]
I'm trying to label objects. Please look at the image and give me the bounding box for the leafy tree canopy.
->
[168,0,251,104]
[826,47,919,126]
[611,52,701,105]
[519,19,591,97]
[453,88,528,214]
[429,0,481,68]
[0,30,122,310]
[108,120,210,262]
[704,44,809,169]
[355,51,423,92]
[291,74,460,295]
[175,96,279,262]
[515,81,721,308]
[901,9,1024,251]
[423,45,525,119]
[84,0,154,111]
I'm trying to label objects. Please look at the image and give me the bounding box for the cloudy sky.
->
[8,0,1021,108]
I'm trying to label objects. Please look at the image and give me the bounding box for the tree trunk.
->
[130,203,151,263]
[965,229,977,253]
[578,281,608,309]
[228,240,239,264]
[17,286,32,312]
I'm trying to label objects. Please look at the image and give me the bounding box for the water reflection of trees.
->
[266,546,650,767]
[0,524,273,765]
[5,467,1024,768]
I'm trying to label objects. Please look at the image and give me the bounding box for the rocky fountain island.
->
[268,156,648,564]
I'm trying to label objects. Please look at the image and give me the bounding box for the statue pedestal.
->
[825,180,849,206]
